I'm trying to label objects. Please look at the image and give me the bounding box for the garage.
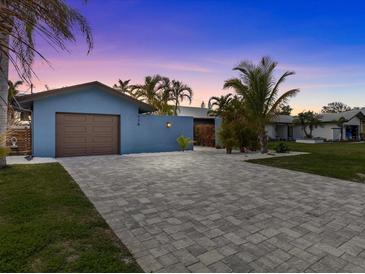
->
[56,113,119,157]
[16,81,193,157]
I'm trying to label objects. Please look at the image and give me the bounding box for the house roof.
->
[318,108,365,122]
[178,106,214,119]
[271,108,365,124]
[272,115,294,124]
[15,81,155,113]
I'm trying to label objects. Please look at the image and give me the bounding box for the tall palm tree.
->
[225,56,299,153]
[207,93,232,117]
[170,80,193,115]
[130,75,163,108]
[113,79,134,97]
[155,77,174,115]
[0,0,93,168]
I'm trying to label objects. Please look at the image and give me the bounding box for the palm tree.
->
[170,80,193,115]
[225,56,299,153]
[207,94,232,117]
[8,80,23,105]
[0,0,93,168]
[155,77,174,115]
[113,79,135,97]
[131,75,163,108]
[336,116,346,141]
[7,80,23,120]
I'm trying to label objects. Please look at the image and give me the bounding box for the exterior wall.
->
[266,124,276,139]
[293,126,304,140]
[311,124,338,140]
[32,87,193,157]
[126,115,193,153]
[343,116,361,140]
[276,125,288,140]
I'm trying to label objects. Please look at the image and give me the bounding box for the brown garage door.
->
[56,113,120,157]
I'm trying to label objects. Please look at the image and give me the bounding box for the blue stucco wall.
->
[32,86,193,157]
[127,115,193,153]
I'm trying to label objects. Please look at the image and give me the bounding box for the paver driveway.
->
[59,150,365,273]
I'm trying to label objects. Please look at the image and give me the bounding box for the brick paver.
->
[59,149,365,272]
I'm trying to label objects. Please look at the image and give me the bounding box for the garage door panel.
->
[56,113,119,157]
[92,126,113,133]
[62,146,88,153]
[92,136,113,143]
[92,116,115,122]
[63,137,88,144]
[63,126,88,133]
[63,115,88,122]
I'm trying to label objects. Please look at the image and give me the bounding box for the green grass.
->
[0,163,142,272]
[248,141,365,182]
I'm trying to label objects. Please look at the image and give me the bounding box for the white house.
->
[266,108,365,141]
[177,105,365,144]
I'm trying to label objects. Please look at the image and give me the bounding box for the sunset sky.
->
[9,0,365,114]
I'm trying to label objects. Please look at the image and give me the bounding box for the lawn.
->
[0,163,142,273]
[248,141,365,182]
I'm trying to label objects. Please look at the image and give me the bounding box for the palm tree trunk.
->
[174,100,178,115]
[259,133,268,153]
[0,32,9,168]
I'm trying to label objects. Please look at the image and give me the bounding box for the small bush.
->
[275,142,290,153]
[176,136,192,151]
[218,122,238,154]
[0,146,9,157]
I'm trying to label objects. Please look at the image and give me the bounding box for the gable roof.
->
[271,108,365,124]
[318,108,365,122]
[16,81,155,113]
[272,115,293,123]
[178,106,214,119]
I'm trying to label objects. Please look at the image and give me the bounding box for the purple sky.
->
[9,0,365,114]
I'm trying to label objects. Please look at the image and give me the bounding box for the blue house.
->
[17,81,193,157]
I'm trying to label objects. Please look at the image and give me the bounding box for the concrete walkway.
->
[6,155,58,165]
[60,150,365,273]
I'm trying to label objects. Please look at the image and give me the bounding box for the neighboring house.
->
[178,106,221,147]
[16,81,193,157]
[266,109,365,141]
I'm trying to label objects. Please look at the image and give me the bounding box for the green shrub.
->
[275,142,290,153]
[218,122,238,154]
[0,146,9,157]
[176,135,192,151]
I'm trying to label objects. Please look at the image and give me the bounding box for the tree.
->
[155,77,174,115]
[113,79,135,97]
[170,80,193,115]
[207,94,233,116]
[293,111,322,138]
[336,116,346,141]
[218,121,237,154]
[130,75,174,115]
[278,104,293,115]
[8,80,23,105]
[225,56,299,153]
[0,0,93,168]
[131,75,163,108]
[321,102,351,113]
[7,79,23,119]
